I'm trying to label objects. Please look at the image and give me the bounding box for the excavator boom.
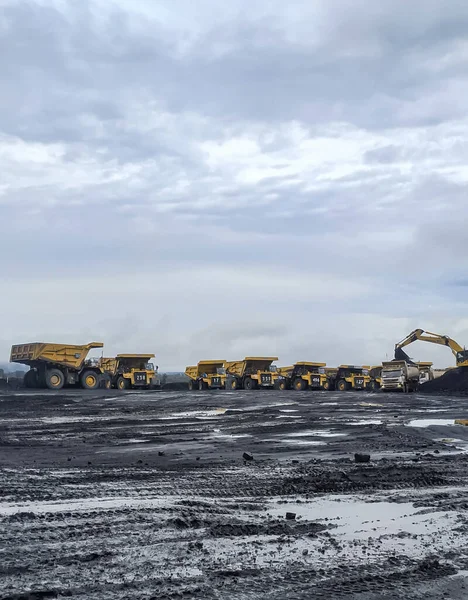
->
[395,328,468,367]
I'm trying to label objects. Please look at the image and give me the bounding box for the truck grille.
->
[133,372,147,385]
[260,374,272,385]
[355,378,364,386]
[382,377,401,389]
[311,376,321,387]
[211,377,221,387]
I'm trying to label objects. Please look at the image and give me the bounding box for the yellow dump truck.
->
[185,360,227,391]
[226,357,280,390]
[333,365,370,391]
[279,362,329,391]
[99,354,156,390]
[363,365,382,390]
[10,342,104,390]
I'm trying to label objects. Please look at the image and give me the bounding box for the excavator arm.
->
[395,329,468,367]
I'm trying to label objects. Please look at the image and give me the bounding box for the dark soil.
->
[2,388,468,598]
[421,367,468,394]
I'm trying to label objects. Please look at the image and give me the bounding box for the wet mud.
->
[2,389,468,598]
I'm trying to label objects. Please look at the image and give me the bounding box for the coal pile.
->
[421,367,468,394]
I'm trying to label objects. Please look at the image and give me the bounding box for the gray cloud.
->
[1,0,468,368]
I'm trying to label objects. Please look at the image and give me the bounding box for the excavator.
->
[394,329,468,367]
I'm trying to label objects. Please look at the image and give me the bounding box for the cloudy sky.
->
[1,0,468,370]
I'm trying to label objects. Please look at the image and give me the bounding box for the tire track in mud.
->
[2,390,468,598]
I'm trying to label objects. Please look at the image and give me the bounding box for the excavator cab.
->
[457,350,468,365]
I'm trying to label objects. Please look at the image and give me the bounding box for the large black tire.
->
[198,379,206,391]
[276,379,288,391]
[116,376,129,391]
[293,378,307,391]
[100,374,112,389]
[45,368,65,390]
[24,369,38,389]
[368,380,376,391]
[229,378,238,390]
[322,378,331,391]
[244,377,256,390]
[81,370,100,390]
[188,380,195,391]
[336,379,347,392]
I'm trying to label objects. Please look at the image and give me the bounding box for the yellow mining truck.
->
[280,362,330,391]
[226,357,280,390]
[185,360,227,391]
[99,354,156,390]
[10,342,104,390]
[333,365,370,391]
[363,365,382,390]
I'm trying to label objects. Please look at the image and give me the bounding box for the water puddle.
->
[286,440,326,446]
[266,495,457,540]
[159,409,227,420]
[276,415,304,419]
[211,429,252,441]
[0,495,174,516]
[349,420,382,425]
[285,430,345,438]
[408,419,455,428]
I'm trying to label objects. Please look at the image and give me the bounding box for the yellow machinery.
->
[363,365,382,390]
[226,357,279,390]
[100,354,156,390]
[185,360,227,391]
[279,362,329,391]
[10,342,104,390]
[395,329,468,367]
[333,365,370,391]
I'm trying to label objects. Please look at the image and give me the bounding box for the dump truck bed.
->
[116,354,155,359]
[227,357,279,377]
[185,361,226,380]
[10,342,104,370]
[196,360,226,376]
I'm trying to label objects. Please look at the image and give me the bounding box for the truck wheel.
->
[229,379,238,390]
[336,379,347,392]
[116,376,129,391]
[46,369,65,390]
[244,377,256,390]
[81,370,100,390]
[24,369,38,389]
[368,380,376,391]
[198,380,206,391]
[188,380,195,391]
[293,378,307,391]
[276,379,287,391]
[100,374,112,389]
[322,379,331,391]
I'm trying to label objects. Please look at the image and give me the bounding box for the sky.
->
[1,0,468,370]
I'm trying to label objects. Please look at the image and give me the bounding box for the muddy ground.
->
[2,390,468,599]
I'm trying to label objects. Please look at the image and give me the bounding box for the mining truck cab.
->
[335,365,370,391]
[185,361,227,391]
[226,357,280,390]
[417,362,434,385]
[100,354,156,390]
[288,362,328,391]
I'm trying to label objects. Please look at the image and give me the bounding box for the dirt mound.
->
[421,367,468,394]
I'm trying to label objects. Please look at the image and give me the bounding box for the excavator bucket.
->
[394,347,416,364]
